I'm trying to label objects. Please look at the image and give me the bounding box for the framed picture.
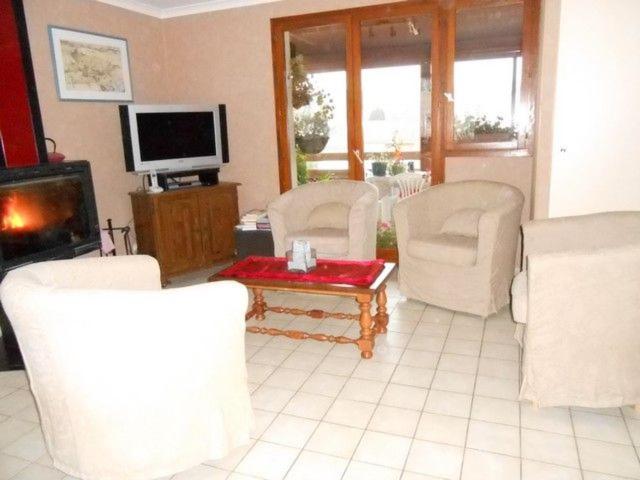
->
[48,26,133,102]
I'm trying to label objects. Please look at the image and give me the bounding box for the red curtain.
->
[0,0,45,167]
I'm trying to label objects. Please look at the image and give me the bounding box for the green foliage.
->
[376,221,397,248]
[296,146,308,185]
[389,162,406,175]
[455,115,516,141]
[294,92,334,138]
[313,172,334,182]
[291,54,335,139]
[290,55,315,109]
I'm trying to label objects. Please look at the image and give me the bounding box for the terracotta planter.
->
[376,247,399,264]
[295,135,329,154]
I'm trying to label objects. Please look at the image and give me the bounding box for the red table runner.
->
[218,256,385,287]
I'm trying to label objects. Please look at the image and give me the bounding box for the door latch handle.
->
[353,149,364,165]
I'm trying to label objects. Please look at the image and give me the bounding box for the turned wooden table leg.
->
[375,285,389,334]
[252,288,266,320]
[356,293,375,359]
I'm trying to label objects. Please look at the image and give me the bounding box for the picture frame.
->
[48,26,133,102]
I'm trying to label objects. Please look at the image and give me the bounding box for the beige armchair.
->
[512,211,640,408]
[268,180,379,260]
[394,181,524,317]
[0,256,252,480]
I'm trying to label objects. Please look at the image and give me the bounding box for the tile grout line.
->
[567,407,585,480]
[397,306,456,477]
[518,325,523,480]
[621,409,640,469]
[457,314,488,480]
[231,295,334,478]
[336,302,428,479]
[265,294,408,480]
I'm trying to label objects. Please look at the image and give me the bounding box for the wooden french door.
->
[271,2,443,192]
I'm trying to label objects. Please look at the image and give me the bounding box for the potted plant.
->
[369,152,389,177]
[388,133,406,175]
[376,221,399,263]
[290,54,315,109]
[455,115,516,142]
[389,160,406,176]
[291,54,335,155]
[294,102,333,154]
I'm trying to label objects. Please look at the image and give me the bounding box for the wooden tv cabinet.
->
[130,183,240,283]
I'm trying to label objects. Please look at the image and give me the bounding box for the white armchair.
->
[394,181,524,317]
[268,180,379,260]
[0,256,252,480]
[512,212,640,408]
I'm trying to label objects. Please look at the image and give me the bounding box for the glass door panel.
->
[284,23,349,186]
[452,3,524,148]
[359,14,434,187]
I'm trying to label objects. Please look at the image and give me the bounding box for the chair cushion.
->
[439,208,484,238]
[407,234,478,266]
[306,202,351,230]
[285,228,349,256]
[510,271,527,324]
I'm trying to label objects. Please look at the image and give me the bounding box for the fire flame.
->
[2,195,30,231]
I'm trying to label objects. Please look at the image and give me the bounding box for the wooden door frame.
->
[350,3,442,184]
[271,0,540,192]
[442,0,540,154]
[271,0,443,192]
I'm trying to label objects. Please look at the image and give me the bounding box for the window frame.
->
[270,0,540,192]
[443,0,540,155]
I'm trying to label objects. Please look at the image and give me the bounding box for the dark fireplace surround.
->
[0,162,101,370]
[1,1,102,370]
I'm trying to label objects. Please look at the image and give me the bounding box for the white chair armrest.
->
[1,255,162,291]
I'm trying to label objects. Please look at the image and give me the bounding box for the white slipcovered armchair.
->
[268,180,378,260]
[394,181,524,317]
[0,256,252,480]
[512,211,640,408]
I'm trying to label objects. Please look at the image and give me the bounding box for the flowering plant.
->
[376,221,397,248]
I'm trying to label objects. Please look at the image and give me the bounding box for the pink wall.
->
[23,0,536,251]
[160,0,402,213]
[23,0,168,249]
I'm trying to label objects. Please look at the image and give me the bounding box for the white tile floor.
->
[2,274,640,479]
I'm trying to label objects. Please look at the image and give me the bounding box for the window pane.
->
[360,14,433,185]
[454,4,523,145]
[285,24,348,185]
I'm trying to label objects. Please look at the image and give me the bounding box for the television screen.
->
[137,112,216,162]
[120,104,229,173]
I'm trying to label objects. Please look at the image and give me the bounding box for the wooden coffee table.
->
[209,261,396,359]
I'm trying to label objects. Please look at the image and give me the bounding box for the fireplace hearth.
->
[0,161,100,370]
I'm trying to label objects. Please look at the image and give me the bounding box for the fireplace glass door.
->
[0,174,92,262]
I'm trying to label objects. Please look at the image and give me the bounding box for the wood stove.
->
[0,161,100,370]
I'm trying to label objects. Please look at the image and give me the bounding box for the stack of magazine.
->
[237,210,271,231]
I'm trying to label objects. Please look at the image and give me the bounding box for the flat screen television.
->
[119,104,229,174]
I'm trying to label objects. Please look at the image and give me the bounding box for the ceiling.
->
[95,0,284,18]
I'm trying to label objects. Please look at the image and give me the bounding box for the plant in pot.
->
[369,152,390,177]
[290,54,315,109]
[376,221,398,263]
[294,92,334,154]
[455,115,516,143]
[388,133,407,175]
[291,53,335,155]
